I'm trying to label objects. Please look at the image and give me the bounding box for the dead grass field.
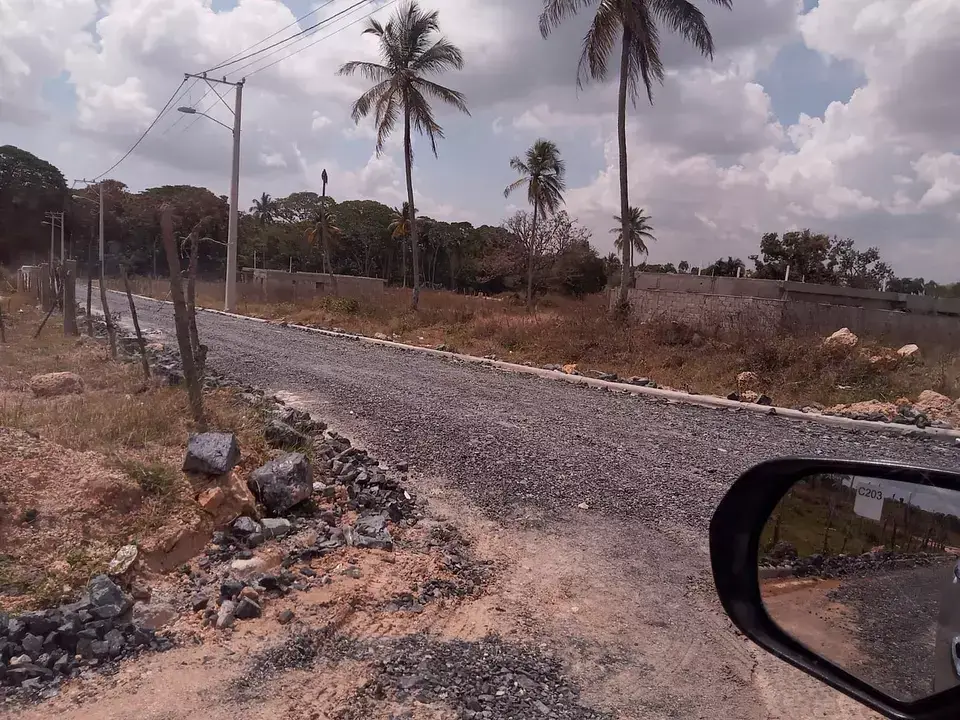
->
[115,277,960,409]
[0,292,270,608]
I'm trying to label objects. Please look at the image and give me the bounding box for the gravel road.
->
[96,289,960,719]
[112,291,959,530]
[829,563,950,701]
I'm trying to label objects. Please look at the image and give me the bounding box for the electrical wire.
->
[201,0,375,75]
[209,0,342,73]
[91,78,187,181]
[244,0,397,79]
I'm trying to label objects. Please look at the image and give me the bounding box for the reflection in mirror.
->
[759,473,960,702]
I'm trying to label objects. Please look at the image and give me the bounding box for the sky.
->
[1,0,959,280]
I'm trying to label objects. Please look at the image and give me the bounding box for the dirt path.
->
[53,287,953,718]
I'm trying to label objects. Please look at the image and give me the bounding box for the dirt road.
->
[67,288,960,718]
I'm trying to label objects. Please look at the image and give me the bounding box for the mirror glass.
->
[760,473,960,702]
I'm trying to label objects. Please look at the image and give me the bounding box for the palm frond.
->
[337,60,392,83]
[540,0,598,37]
[650,0,717,57]
[411,77,470,115]
[348,79,392,122]
[411,38,466,74]
[577,0,620,87]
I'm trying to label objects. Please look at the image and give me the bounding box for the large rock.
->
[87,574,132,619]
[199,471,259,526]
[736,371,759,391]
[822,328,859,352]
[28,372,84,398]
[264,419,310,450]
[916,390,955,420]
[247,453,312,515]
[897,343,920,359]
[183,433,240,475]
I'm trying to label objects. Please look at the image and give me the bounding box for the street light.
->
[177,81,243,312]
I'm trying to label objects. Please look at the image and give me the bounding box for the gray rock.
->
[234,598,262,620]
[21,612,58,636]
[352,511,394,551]
[182,432,240,475]
[7,618,26,642]
[264,419,310,450]
[261,518,293,539]
[88,574,131,616]
[21,633,43,659]
[277,609,295,625]
[220,579,244,600]
[232,516,262,536]
[190,593,209,612]
[216,601,237,629]
[247,453,313,515]
[9,653,32,667]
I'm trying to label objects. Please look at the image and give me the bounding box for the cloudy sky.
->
[2,0,958,279]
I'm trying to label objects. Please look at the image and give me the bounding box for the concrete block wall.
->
[240,268,385,303]
[626,288,960,349]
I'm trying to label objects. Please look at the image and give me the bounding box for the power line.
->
[245,0,397,79]
[202,0,375,75]
[210,0,343,72]
[91,78,187,181]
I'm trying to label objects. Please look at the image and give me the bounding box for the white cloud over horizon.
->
[1,0,958,279]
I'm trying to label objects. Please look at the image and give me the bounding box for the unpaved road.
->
[83,289,960,718]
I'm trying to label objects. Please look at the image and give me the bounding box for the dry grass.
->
[114,277,960,409]
[0,294,271,608]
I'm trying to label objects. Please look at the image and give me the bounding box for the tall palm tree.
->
[249,192,278,226]
[540,0,732,313]
[339,1,470,310]
[610,206,656,282]
[305,209,341,285]
[389,202,416,288]
[503,139,566,307]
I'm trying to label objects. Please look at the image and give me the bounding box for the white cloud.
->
[1,0,958,280]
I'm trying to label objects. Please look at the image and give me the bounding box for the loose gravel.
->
[109,291,960,533]
[829,564,946,700]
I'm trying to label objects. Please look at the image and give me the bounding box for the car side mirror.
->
[711,458,960,720]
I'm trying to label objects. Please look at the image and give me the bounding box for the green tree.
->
[705,256,745,277]
[503,139,566,307]
[610,206,656,283]
[540,0,732,314]
[0,145,68,265]
[339,1,470,310]
[249,192,278,226]
[389,202,417,287]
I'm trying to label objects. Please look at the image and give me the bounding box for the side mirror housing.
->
[711,458,960,720]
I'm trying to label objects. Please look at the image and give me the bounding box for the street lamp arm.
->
[178,106,232,132]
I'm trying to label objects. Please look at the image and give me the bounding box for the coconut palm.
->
[539,0,732,313]
[338,1,470,310]
[249,192,278,226]
[304,169,338,291]
[503,139,566,307]
[610,206,656,282]
[389,202,417,287]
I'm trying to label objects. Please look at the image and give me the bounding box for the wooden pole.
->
[86,244,94,337]
[121,266,150,381]
[160,206,206,430]
[0,302,5,343]
[63,262,78,336]
[98,267,117,359]
[34,302,57,338]
[187,231,205,380]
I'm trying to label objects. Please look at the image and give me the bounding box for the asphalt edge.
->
[102,287,960,442]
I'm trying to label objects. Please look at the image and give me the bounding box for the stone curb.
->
[97,286,960,442]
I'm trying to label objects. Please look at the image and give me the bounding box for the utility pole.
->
[180,73,245,312]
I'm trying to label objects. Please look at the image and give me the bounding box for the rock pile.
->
[760,549,953,579]
[0,575,168,699]
[824,392,960,429]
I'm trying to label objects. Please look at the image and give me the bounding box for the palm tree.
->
[339,1,470,310]
[610,206,656,283]
[540,0,732,313]
[249,192,278,226]
[503,139,566,307]
[389,202,416,287]
[305,169,338,292]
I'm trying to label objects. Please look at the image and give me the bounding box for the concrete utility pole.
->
[43,212,63,263]
[179,73,245,312]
